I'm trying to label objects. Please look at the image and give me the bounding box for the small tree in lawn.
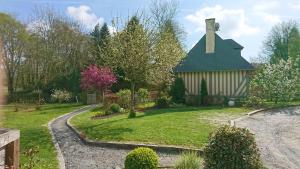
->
[170,77,185,104]
[80,65,117,102]
[200,78,208,105]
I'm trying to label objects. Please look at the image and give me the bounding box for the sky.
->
[1,0,300,61]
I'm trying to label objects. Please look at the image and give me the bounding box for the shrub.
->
[249,59,300,103]
[110,103,121,113]
[174,151,202,169]
[125,147,158,169]
[185,95,199,106]
[155,96,169,108]
[116,89,131,108]
[200,78,208,105]
[170,77,185,104]
[50,89,72,103]
[244,95,264,108]
[203,125,264,169]
[137,88,149,103]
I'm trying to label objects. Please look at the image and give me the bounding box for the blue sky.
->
[1,0,300,61]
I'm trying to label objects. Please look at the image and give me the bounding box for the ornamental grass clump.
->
[203,125,264,169]
[125,147,158,169]
[174,151,202,169]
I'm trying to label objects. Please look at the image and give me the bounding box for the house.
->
[175,18,254,98]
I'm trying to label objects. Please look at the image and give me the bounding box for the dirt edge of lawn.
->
[66,111,204,155]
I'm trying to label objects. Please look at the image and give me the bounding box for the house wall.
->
[177,70,252,97]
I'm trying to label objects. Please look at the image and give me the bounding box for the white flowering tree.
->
[250,58,300,103]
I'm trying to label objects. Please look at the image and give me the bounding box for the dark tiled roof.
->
[175,34,254,72]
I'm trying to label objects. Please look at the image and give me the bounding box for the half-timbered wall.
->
[177,70,252,97]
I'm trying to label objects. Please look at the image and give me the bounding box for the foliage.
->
[90,23,111,66]
[3,103,83,169]
[155,96,170,108]
[110,103,121,113]
[203,125,264,169]
[137,88,149,103]
[244,95,264,108]
[174,151,202,169]
[81,65,117,91]
[116,89,131,109]
[124,147,158,169]
[261,20,300,68]
[50,89,72,103]
[200,79,208,105]
[185,95,199,106]
[249,59,300,103]
[0,12,28,101]
[170,77,185,104]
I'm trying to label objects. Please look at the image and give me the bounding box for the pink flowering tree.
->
[81,65,117,102]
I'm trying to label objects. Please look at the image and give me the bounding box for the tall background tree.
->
[149,0,185,93]
[262,20,300,66]
[0,13,28,101]
[90,23,111,66]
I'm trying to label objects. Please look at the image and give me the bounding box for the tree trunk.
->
[129,82,136,118]
[102,89,105,103]
[7,77,14,103]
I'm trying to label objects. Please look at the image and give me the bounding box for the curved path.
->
[50,105,179,169]
[236,106,300,169]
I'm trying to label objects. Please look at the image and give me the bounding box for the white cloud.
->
[185,5,260,38]
[253,1,281,25]
[67,5,104,30]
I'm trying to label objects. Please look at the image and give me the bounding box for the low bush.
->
[244,95,264,108]
[185,95,199,106]
[137,88,149,103]
[116,89,131,108]
[50,89,72,103]
[155,96,169,108]
[174,151,202,169]
[110,103,121,113]
[125,147,158,169]
[203,125,264,169]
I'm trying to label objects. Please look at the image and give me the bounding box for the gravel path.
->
[50,105,179,169]
[236,106,300,169]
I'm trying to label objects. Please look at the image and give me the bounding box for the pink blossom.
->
[80,65,117,91]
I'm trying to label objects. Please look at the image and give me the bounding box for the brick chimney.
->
[205,18,216,53]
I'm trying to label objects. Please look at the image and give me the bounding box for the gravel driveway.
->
[236,106,300,169]
[50,106,179,169]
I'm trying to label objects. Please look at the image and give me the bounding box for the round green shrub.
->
[203,125,264,169]
[155,96,169,108]
[110,103,121,113]
[125,147,158,169]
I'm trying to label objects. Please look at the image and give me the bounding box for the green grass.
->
[71,105,252,148]
[1,103,83,169]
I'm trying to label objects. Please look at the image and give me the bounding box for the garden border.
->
[66,111,204,156]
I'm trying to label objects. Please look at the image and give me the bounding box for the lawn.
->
[71,105,252,148]
[1,103,83,169]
